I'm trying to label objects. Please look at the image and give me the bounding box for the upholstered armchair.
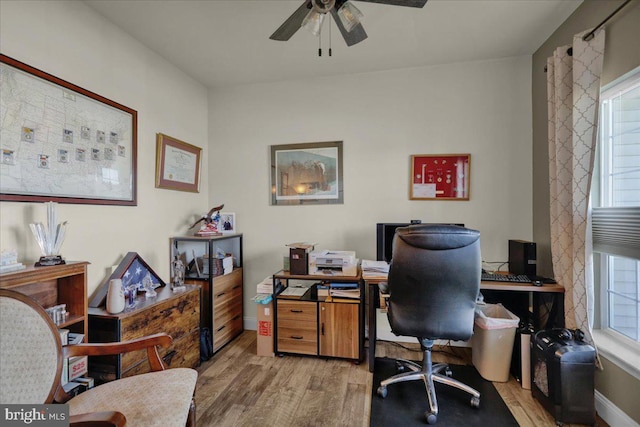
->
[0,289,198,426]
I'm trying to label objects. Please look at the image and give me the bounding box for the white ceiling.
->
[84,0,582,88]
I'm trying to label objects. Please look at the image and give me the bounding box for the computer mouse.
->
[532,280,543,287]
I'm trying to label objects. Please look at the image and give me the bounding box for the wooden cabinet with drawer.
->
[88,285,200,383]
[171,234,244,356]
[211,268,243,352]
[277,300,318,355]
[272,270,364,362]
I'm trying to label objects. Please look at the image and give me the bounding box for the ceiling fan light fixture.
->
[301,9,326,36]
[337,1,363,33]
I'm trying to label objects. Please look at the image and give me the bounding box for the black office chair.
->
[376,224,481,424]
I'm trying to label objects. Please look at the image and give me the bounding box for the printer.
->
[308,250,358,276]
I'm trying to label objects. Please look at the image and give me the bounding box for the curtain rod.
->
[544,0,633,72]
[582,0,633,42]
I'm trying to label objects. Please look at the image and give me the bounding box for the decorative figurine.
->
[171,255,186,292]
[142,272,157,298]
[189,204,224,236]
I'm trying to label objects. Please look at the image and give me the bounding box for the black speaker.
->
[509,239,537,276]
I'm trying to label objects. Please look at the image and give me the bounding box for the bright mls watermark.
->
[1,405,68,426]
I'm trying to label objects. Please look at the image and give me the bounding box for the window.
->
[592,67,640,344]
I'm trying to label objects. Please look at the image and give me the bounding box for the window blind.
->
[592,206,640,259]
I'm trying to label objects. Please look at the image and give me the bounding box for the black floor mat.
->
[371,358,519,426]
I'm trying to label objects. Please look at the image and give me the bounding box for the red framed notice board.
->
[410,154,470,200]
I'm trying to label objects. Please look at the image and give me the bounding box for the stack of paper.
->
[361,259,389,279]
[256,276,273,294]
[0,249,25,274]
[279,285,309,299]
[329,282,360,299]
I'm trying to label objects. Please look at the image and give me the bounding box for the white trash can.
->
[471,303,520,382]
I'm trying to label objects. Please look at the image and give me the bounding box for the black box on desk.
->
[509,239,537,276]
[288,244,314,275]
[532,329,595,425]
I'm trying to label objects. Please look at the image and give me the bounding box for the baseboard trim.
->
[245,317,257,331]
[595,390,640,427]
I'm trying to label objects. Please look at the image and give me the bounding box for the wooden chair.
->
[0,289,197,426]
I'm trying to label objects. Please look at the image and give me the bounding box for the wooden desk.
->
[365,277,564,372]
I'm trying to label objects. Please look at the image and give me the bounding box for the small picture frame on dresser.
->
[220,212,236,234]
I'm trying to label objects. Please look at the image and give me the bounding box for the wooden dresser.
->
[171,234,244,356]
[88,285,200,383]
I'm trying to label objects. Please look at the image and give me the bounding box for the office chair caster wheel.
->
[444,367,453,377]
[395,361,406,373]
[377,386,387,398]
[470,396,480,408]
[425,412,437,424]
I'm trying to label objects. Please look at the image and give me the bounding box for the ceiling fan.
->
[270,0,428,47]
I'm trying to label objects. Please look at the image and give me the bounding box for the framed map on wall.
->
[0,54,137,205]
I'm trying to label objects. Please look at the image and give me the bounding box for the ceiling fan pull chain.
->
[318,16,322,56]
[329,13,332,56]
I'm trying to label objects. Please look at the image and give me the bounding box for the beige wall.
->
[208,56,534,323]
[0,0,209,299]
[532,0,640,423]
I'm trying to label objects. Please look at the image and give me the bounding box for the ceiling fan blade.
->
[355,0,428,7]
[270,0,313,41]
[330,8,368,46]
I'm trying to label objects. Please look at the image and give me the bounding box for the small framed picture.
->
[220,212,236,234]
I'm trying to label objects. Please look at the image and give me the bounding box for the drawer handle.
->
[290,309,303,313]
[216,292,226,298]
[163,350,177,366]
[321,323,325,336]
[216,325,226,332]
[290,335,303,340]
[232,315,241,321]
[232,285,241,290]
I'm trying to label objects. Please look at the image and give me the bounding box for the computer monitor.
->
[376,222,465,263]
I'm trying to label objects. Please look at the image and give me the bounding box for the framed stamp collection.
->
[0,55,137,205]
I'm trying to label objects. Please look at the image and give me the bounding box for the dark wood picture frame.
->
[89,252,166,308]
[155,133,202,193]
[270,141,344,206]
[410,154,471,200]
[0,54,138,205]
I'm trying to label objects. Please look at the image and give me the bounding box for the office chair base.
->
[377,355,481,424]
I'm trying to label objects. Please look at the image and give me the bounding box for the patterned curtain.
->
[547,29,605,356]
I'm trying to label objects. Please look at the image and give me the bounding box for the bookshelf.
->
[0,261,88,338]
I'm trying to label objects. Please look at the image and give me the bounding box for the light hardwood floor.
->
[195,331,604,426]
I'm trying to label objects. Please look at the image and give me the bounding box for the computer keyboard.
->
[481,273,532,283]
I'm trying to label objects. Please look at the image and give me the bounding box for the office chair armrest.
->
[70,410,126,427]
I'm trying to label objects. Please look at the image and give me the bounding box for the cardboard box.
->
[256,301,274,357]
[68,356,88,381]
